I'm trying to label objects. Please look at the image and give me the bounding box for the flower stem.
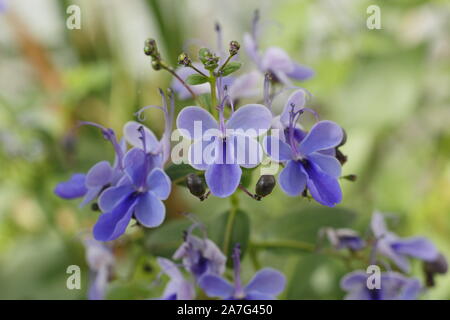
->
[161,63,197,101]
[209,71,218,118]
[222,193,239,255]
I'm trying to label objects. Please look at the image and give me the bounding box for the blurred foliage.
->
[0,0,449,299]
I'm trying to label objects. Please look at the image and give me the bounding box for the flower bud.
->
[255,175,276,200]
[424,253,448,287]
[186,173,206,199]
[229,40,240,56]
[178,52,191,66]
[198,48,219,70]
[151,60,162,71]
[144,38,158,57]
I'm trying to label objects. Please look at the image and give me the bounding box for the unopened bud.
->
[199,48,219,71]
[255,175,276,199]
[186,173,206,200]
[178,52,191,66]
[342,174,357,182]
[229,40,240,56]
[424,253,448,287]
[151,60,162,71]
[144,38,157,57]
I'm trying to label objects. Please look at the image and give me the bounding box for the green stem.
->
[209,71,218,118]
[218,54,233,73]
[222,193,239,255]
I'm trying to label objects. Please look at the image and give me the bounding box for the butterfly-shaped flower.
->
[244,11,314,85]
[177,103,272,197]
[341,270,421,300]
[158,257,196,300]
[199,246,286,300]
[263,98,344,207]
[371,212,439,272]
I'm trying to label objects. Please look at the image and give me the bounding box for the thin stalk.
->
[162,64,197,101]
[222,193,239,255]
[209,71,218,118]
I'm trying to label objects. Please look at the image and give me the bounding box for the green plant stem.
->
[209,71,218,118]
[222,193,239,255]
[189,64,208,78]
[251,239,359,263]
[218,54,233,73]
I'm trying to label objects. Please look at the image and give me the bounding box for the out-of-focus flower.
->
[244,11,314,85]
[324,227,365,251]
[199,245,286,300]
[176,103,272,197]
[85,240,115,300]
[371,212,439,272]
[173,225,226,280]
[263,94,343,206]
[341,270,421,300]
[158,257,195,300]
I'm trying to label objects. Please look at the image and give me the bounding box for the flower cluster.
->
[319,211,446,300]
[53,10,446,301]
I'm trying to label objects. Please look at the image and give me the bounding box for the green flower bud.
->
[151,60,162,71]
[178,52,191,66]
[144,38,157,57]
[198,47,219,71]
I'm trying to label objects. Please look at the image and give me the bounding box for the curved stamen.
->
[215,22,224,57]
[134,105,165,122]
[264,73,272,111]
[78,121,124,170]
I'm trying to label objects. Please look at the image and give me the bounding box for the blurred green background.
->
[0,0,449,299]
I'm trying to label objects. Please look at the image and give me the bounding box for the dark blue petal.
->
[302,160,342,207]
[93,192,137,241]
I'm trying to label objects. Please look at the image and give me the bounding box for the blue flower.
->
[176,103,272,198]
[158,257,195,300]
[263,95,344,207]
[341,270,421,300]
[324,228,365,251]
[244,11,314,85]
[199,245,286,300]
[371,212,439,272]
[173,224,226,280]
[84,239,115,300]
[54,123,126,206]
[93,146,171,241]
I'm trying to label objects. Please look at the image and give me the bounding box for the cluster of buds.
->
[144,38,163,70]
[198,48,220,71]
[229,40,240,56]
[177,52,192,67]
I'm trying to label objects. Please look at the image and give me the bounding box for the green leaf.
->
[220,61,242,77]
[208,209,250,265]
[185,74,209,85]
[263,206,357,251]
[165,163,199,183]
[240,167,253,189]
[144,219,191,257]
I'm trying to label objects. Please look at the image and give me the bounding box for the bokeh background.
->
[0,0,449,299]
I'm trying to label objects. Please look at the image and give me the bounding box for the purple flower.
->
[263,97,343,206]
[341,270,421,300]
[324,228,365,251]
[199,246,286,300]
[158,257,195,300]
[371,212,439,272]
[176,104,272,197]
[54,123,126,205]
[243,12,314,85]
[173,225,226,280]
[85,240,115,300]
[93,145,171,241]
